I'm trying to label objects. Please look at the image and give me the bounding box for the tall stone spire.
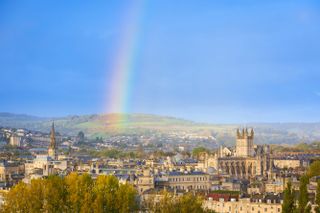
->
[48,122,57,160]
[50,122,56,149]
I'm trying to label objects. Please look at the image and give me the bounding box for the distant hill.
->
[0,112,320,146]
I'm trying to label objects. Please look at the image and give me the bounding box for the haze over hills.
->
[0,112,320,146]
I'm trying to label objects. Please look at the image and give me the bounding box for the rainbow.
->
[105,1,145,126]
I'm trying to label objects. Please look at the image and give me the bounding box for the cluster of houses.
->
[1,125,320,212]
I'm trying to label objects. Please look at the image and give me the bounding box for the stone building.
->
[273,158,301,169]
[0,160,24,187]
[24,155,68,178]
[204,197,282,213]
[218,128,271,179]
[236,128,254,157]
[9,135,22,147]
[156,171,211,192]
[137,169,154,194]
[23,123,68,182]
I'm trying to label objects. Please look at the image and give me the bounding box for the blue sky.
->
[1,0,320,123]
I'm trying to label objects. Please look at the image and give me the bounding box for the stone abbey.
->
[217,128,271,178]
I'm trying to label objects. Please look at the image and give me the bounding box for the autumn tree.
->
[152,191,176,213]
[93,175,119,212]
[1,182,29,213]
[43,175,68,213]
[0,173,138,213]
[65,172,94,213]
[116,183,139,213]
[28,179,45,213]
[175,193,207,213]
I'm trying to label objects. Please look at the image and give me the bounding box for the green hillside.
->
[0,112,320,145]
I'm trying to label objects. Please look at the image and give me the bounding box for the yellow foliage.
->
[0,173,138,213]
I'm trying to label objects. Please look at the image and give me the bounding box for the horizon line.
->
[0,111,320,125]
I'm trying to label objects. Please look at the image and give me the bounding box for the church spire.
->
[50,122,56,149]
[48,122,57,160]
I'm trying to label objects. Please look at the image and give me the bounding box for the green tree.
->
[315,180,320,213]
[304,204,312,213]
[192,147,209,158]
[137,144,145,158]
[282,181,296,213]
[307,161,320,178]
[77,131,85,142]
[298,175,309,213]
[144,191,215,213]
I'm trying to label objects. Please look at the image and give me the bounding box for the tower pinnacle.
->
[236,128,254,157]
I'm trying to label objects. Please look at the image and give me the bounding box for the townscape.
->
[1,123,320,212]
[2,1,320,212]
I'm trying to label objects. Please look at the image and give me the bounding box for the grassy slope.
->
[0,113,319,145]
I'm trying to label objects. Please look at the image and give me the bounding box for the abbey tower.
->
[236,128,254,157]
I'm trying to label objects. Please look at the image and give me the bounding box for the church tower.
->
[48,122,57,160]
[236,128,254,157]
